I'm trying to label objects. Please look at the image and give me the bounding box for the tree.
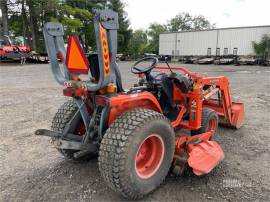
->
[146,23,167,54]
[253,35,270,58]
[22,0,29,45]
[27,0,38,51]
[167,12,193,32]
[0,0,9,35]
[192,15,215,30]
[8,0,59,51]
[128,30,147,57]
[2,0,132,54]
[167,12,215,32]
[57,4,92,34]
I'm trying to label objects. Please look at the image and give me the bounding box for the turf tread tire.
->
[98,109,175,199]
[191,108,219,136]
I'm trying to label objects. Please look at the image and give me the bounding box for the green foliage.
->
[61,4,92,20]
[192,15,215,30]
[167,12,215,32]
[146,23,167,54]
[253,35,270,57]
[128,30,148,57]
[167,12,192,31]
[8,15,23,36]
[3,0,130,53]
[57,4,92,37]
[61,17,83,30]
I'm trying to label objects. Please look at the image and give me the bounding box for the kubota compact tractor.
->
[35,9,245,199]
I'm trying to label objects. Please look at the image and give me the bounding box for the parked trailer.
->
[159,25,270,59]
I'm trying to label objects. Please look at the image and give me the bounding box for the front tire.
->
[191,108,219,137]
[98,109,175,199]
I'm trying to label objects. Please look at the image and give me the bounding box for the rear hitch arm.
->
[35,129,82,142]
[35,129,97,152]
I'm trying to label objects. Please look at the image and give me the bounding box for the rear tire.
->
[51,99,97,161]
[98,109,175,199]
[191,108,219,137]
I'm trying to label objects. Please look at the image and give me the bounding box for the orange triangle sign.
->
[65,35,89,74]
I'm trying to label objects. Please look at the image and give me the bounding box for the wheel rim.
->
[135,134,165,179]
[206,118,217,131]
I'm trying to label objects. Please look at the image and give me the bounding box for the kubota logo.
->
[99,24,110,77]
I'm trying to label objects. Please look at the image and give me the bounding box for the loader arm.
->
[200,76,244,128]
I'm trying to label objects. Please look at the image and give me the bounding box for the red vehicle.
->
[0,36,32,62]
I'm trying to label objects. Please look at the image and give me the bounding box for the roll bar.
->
[43,9,119,91]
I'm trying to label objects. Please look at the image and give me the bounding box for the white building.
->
[159,25,270,57]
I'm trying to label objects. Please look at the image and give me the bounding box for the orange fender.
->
[108,92,162,125]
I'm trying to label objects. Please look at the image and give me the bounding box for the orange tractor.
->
[36,9,245,199]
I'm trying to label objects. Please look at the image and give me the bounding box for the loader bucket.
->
[230,102,245,129]
[218,102,245,129]
[187,141,224,176]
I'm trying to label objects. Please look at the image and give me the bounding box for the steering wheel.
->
[131,56,159,74]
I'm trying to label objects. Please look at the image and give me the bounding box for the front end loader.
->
[35,9,245,199]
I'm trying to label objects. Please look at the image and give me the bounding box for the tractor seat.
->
[160,75,174,107]
[159,75,179,121]
[160,73,192,107]
[159,74,192,121]
[169,74,193,94]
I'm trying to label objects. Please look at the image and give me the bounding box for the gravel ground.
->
[0,61,269,202]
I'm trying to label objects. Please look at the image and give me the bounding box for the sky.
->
[123,0,270,30]
[1,0,269,30]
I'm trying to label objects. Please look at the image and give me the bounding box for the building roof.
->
[160,25,270,35]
